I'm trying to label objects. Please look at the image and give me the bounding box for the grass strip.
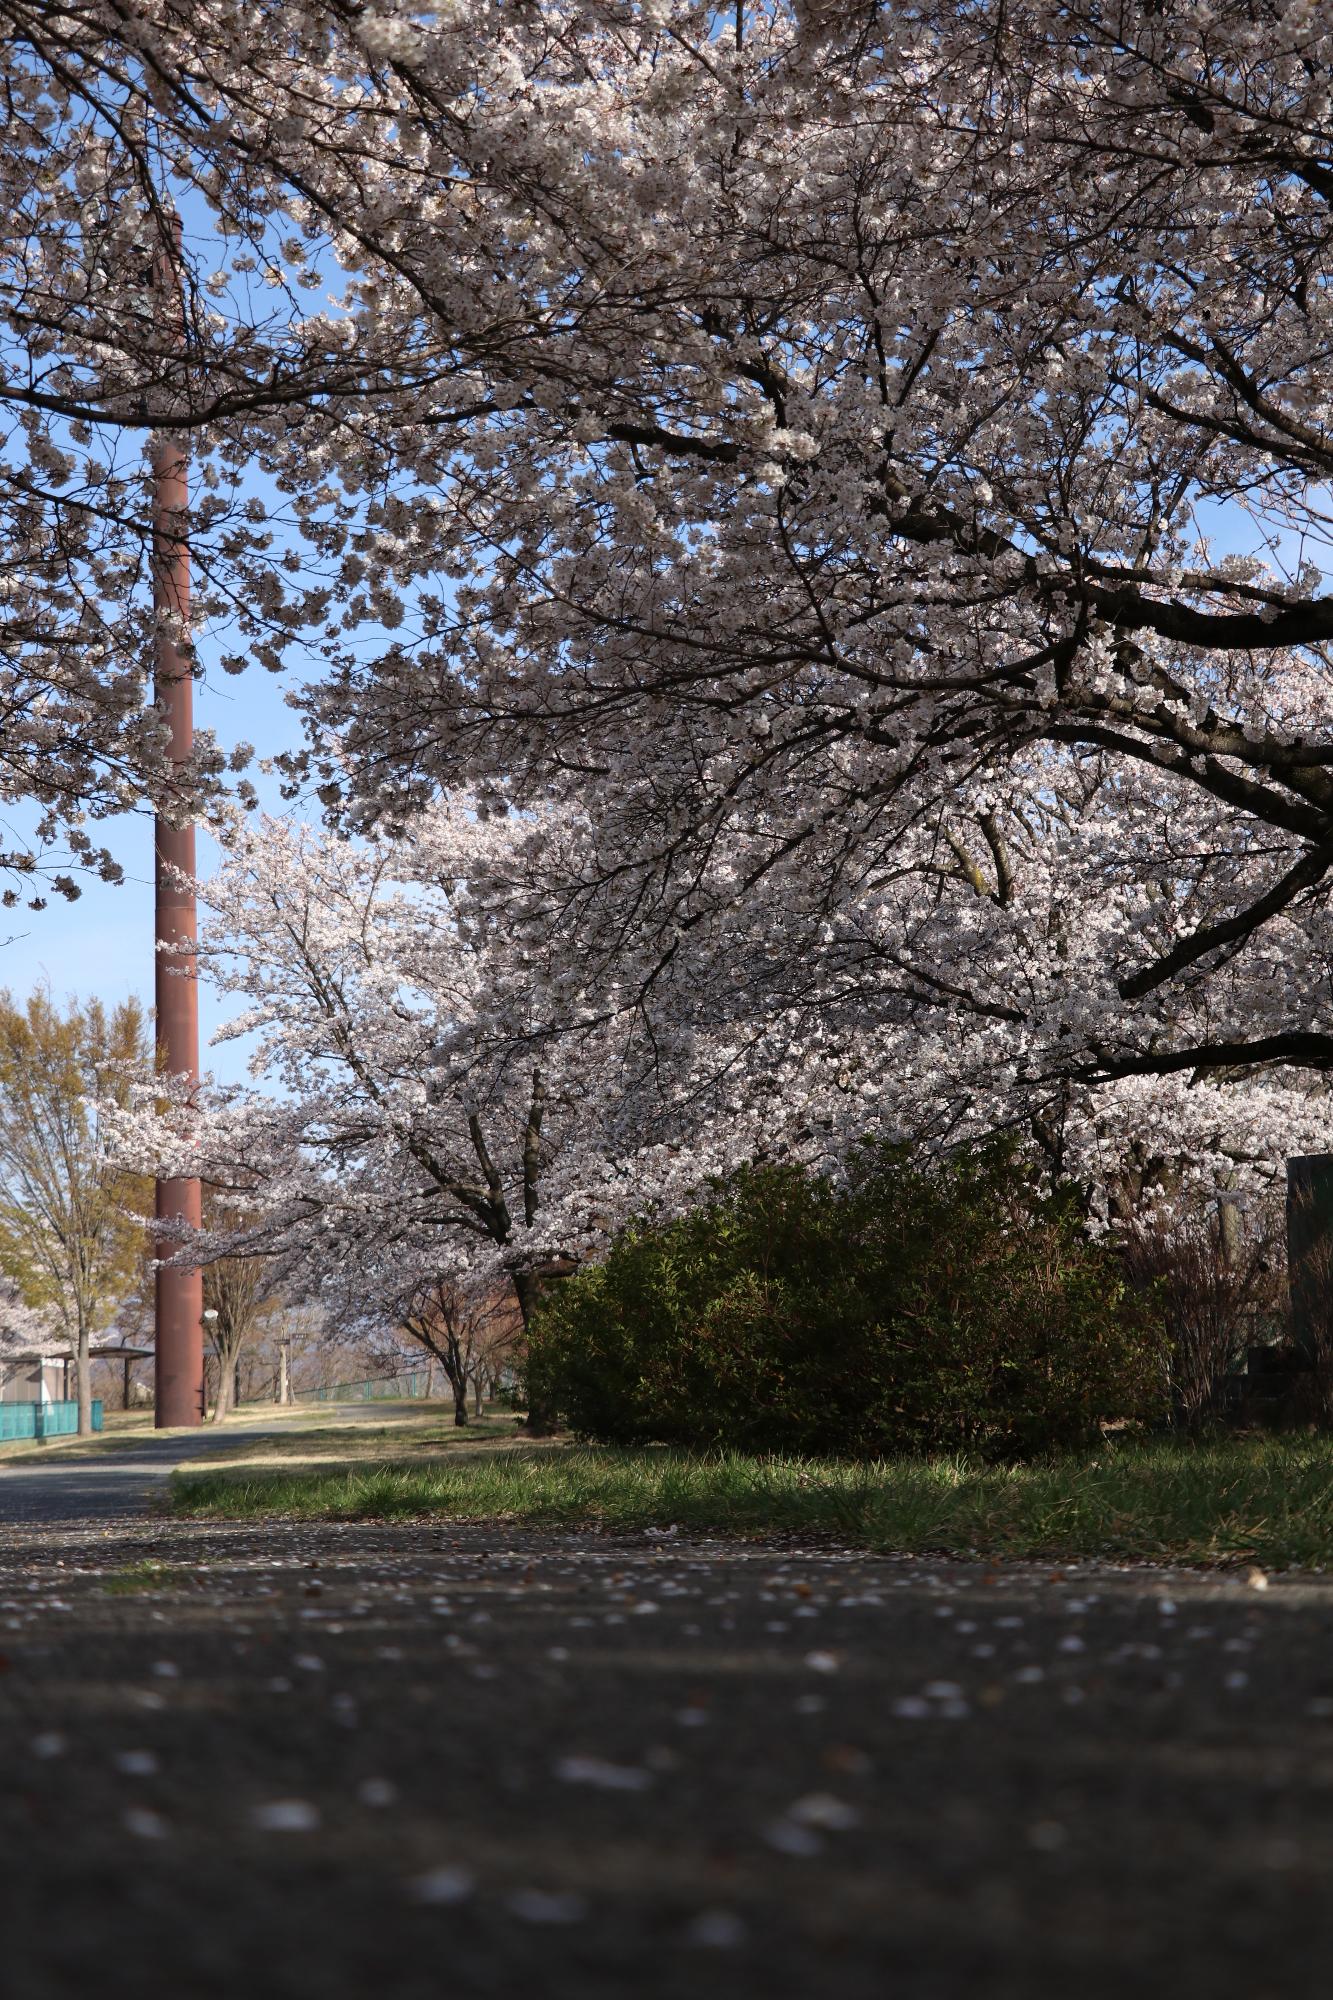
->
[169,1436,1333,1569]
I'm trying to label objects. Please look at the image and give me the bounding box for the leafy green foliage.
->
[528,1145,1168,1458]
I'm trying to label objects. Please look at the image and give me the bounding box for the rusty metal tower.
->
[151,217,204,1427]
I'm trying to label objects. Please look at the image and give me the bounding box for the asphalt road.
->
[3,1503,1333,1999]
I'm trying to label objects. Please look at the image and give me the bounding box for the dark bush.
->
[528,1144,1168,1458]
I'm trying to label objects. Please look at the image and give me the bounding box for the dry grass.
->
[189,1407,528,1473]
[0,1397,518,1466]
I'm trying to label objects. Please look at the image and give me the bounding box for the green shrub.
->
[528,1144,1168,1458]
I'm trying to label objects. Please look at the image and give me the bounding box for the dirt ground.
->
[3,1495,1333,1999]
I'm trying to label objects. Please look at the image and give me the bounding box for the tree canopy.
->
[7,4,1333,1083]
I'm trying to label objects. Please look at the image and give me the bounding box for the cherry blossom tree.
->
[0,0,462,890]
[27,2,1333,1298]
[112,795,1333,1340]
[0,6,287,892]
[115,810,688,1328]
[248,0,1333,1088]
[12,1,1333,1093]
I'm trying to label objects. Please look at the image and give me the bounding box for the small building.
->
[0,1351,65,1404]
[0,1338,155,1408]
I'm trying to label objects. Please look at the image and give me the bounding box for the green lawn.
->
[171,1434,1333,1570]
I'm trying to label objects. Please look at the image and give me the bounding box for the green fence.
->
[0,1400,103,1442]
[295,1373,431,1406]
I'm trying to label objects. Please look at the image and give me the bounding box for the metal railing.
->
[0,1400,104,1442]
[293,1372,432,1406]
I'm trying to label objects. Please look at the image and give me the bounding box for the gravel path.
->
[2,1508,1333,1997]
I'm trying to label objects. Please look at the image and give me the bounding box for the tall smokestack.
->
[151,214,204,1428]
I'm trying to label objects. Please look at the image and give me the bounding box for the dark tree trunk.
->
[513,1270,557,1434]
[75,1334,92,1437]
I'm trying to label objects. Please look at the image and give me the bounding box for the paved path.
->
[3,1507,1333,1998]
[0,1409,380,1522]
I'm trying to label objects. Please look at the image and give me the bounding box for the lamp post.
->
[151,213,205,1429]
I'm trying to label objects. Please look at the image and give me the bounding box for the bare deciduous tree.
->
[203,1225,285,1423]
[1123,1204,1283,1432]
[398,1278,520,1428]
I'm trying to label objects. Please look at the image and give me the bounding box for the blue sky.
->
[0,648,307,1088]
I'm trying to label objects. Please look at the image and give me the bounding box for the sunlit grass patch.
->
[169,1435,1333,1570]
[193,1409,523,1470]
